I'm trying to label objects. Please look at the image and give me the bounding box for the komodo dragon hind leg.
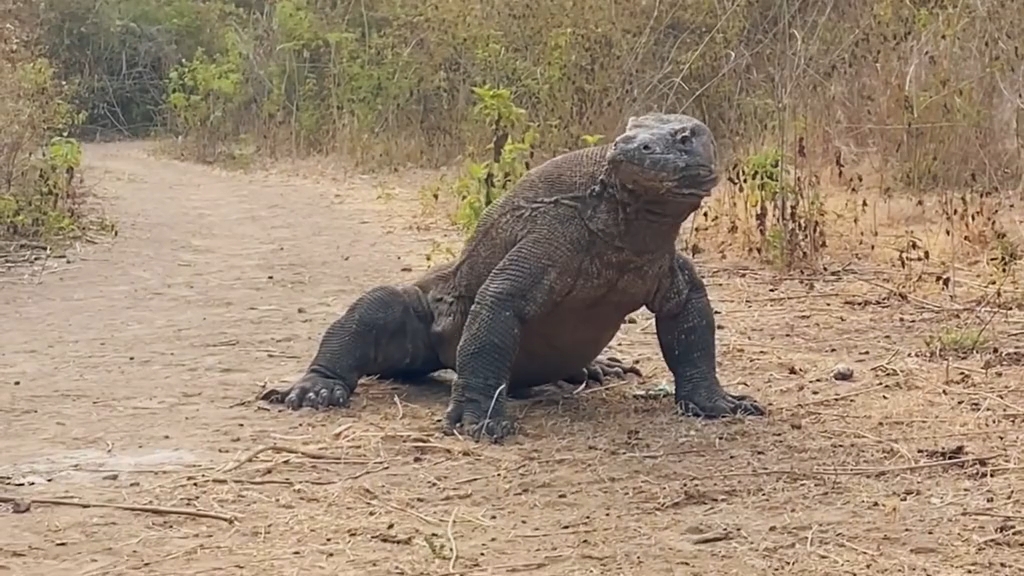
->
[562,356,643,388]
[506,356,642,399]
[260,285,442,410]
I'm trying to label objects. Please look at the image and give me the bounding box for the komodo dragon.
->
[260,113,765,441]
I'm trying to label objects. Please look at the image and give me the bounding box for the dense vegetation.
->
[2,0,1021,271]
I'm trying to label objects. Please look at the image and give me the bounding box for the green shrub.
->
[0,54,92,241]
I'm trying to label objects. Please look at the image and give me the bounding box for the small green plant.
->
[448,86,538,235]
[924,326,989,359]
[731,146,826,270]
[580,134,605,147]
[425,239,457,266]
[1,136,88,239]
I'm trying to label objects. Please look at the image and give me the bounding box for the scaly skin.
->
[260,113,766,442]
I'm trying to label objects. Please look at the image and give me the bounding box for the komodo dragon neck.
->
[594,168,704,254]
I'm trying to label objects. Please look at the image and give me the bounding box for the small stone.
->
[831,364,854,381]
[101,473,119,481]
[11,499,31,514]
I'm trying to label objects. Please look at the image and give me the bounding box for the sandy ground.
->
[1,141,1023,575]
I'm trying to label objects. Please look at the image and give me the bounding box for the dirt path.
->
[1,142,435,458]
[2,142,1022,575]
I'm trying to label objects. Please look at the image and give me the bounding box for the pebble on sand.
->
[831,363,854,381]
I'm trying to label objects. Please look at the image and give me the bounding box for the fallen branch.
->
[447,507,459,573]
[780,383,890,410]
[703,454,1000,480]
[691,531,732,544]
[354,494,443,526]
[193,463,389,487]
[816,454,1000,476]
[218,444,373,473]
[450,560,553,575]
[976,525,1024,546]
[510,527,596,538]
[0,494,235,523]
[963,510,1024,521]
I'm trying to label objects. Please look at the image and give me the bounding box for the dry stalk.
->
[0,494,235,523]
[780,383,891,410]
[447,506,459,573]
[700,454,1000,480]
[975,525,1024,546]
[218,444,374,473]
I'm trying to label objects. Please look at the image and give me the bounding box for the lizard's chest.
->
[562,249,668,308]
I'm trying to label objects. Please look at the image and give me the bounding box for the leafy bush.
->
[0,50,90,241]
[166,45,247,162]
[446,87,539,235]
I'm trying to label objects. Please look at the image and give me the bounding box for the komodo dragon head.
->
[605,113,719,203]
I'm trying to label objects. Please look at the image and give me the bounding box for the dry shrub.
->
[31,1,1019,175]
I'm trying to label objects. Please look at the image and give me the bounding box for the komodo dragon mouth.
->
[671,165,719,192]
[609,161,719,198]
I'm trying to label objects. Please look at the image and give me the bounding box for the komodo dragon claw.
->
[563,356,643,387]
[259,372,354,410]
[442,395,519,443]
[677,392,765,418]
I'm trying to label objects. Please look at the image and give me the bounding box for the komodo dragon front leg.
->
[649,253,765,418]
[442,236,574,442]
[260,284,442,409]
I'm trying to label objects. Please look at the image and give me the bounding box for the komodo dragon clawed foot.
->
[259,369,354,409]
[677,392,764,419]
[563,356,643,387]
[442,393,519,443]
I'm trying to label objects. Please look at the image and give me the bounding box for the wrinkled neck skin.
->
[598,168,708,254]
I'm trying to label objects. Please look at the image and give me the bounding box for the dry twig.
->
[0,494,235,523]
[447,506,459,573]
[976,525,1024,546]
[691,531,732,544]
[703,454,999,479]
[780,383,890,409]
[218,444,372,473]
